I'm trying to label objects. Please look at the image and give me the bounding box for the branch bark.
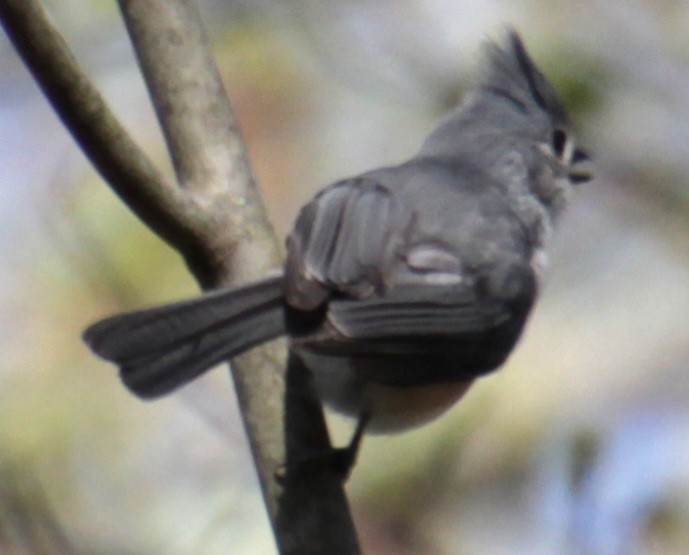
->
[115,0,280,287]
[0,0,360,553]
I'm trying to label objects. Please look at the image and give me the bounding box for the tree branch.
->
[117,0,250,196]
[0,0,202,255]
[115,0,281,287]
[0,0,360,553]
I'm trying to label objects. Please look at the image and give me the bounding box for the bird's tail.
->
[83,274,285,398]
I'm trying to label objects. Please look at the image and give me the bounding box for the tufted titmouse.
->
[84,32,591,442]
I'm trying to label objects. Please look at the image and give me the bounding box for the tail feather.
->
[83,274,286,398]
[120,303,284,398]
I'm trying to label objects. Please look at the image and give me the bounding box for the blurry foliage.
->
[0,456,74,554]
[546,56,609,117]
[568,427,602,492]
[643,498,689,555]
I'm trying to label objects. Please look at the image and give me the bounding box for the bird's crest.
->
[481,30,568,125]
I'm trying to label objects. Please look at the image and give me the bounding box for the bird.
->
[84,30,592,459]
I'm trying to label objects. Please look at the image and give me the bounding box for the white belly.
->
[296,350,473,434]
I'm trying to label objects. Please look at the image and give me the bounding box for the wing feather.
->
[328,289,507,339]
[285,177,400,308]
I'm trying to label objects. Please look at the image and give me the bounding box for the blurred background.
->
[2,0,689,553]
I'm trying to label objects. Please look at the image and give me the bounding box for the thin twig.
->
[0,0,202,254]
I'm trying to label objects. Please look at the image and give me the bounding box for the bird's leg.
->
[326,410,372,478]
[276,411,371,483]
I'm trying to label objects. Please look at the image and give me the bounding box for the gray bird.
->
[84,32,592,443]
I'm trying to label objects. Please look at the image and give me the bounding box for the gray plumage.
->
[84,31,591,432]
[84,275,284,397]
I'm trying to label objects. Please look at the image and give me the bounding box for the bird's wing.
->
[284,176,403,310]
[285,175,537,350]
[326,257,536,346]
[327,285,506,340]
[310,266,536,385]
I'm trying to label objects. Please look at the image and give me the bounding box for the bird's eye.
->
[551,128,568,159]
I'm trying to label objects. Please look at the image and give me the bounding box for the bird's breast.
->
[362,379,474,433]
[296,349,473,433]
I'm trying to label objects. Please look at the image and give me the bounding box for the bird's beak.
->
[568,148,593,184]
